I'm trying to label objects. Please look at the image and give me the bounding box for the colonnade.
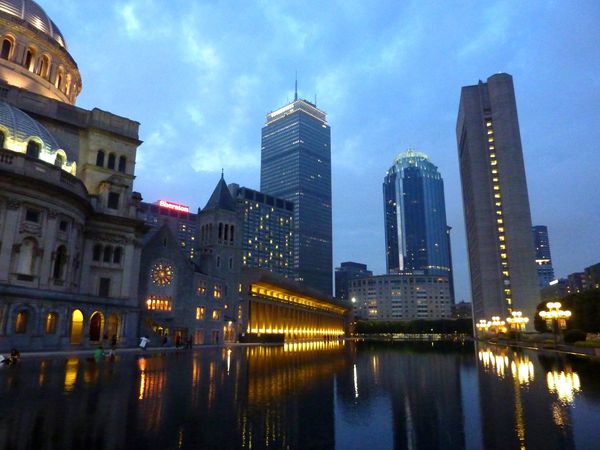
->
[247,300,345,339]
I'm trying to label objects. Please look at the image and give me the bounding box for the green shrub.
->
[564,329,587,344]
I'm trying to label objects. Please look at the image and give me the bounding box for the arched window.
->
[92,244,102,261]
[45,312,58,334]
[26,140,41,158]
[89,312,104,342]
[229,225,234,242]
[0,38,12,59]
[55,70,63,89]
[96,150,105,167]
[15,310,29,333]
[53,246,67,279]
[24,48,35,71]
[118,155,126,172]
[218,223,223,240]
[55,154,64,167]
[107,153,116,170]
[37,55,50,78]
[0,130,5,149]
[103,246,113,263]
[16,238,37,275]
[113,247,123,264]
[65,74,71,95]
[70,309,84,344]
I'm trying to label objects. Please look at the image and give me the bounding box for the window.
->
[38,55,49,78]
[214,284,222,299]
[229,225,234,242]
[99,277,111,297]
[197,282,206,296]
[92,244,102,261]
[103,246,113,263]
[118,156,126,172]
[59,220,68,231]
[45,312,57,334]
[107,153,116,170]
[24,48,34,71]
[228,257,233,269]
[216,256,221,268]
[53,246,67,279]
[196,307,205,320]
[212,309,221,321]
[26,140,41,158]
[96,150,105,167]
[25,209,40,223]
[113,247,123,264]
[15,310,28,333]
[146,295,172,311]
[0,38,12,59]
[55,154,64,167]
[107,192,120,209]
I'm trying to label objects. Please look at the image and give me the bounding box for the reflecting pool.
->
[1,340,600,449]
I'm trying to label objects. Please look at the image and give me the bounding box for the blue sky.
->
[45,0,600,301]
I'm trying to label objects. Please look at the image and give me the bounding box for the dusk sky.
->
[45,0,600,301]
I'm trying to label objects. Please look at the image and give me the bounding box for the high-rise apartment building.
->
[228,184,294,278]
[456,73,539,324]
[138,200,198,260]
[335,262,372,303]
[532,225,555,288]
[383,150,454,301]
[260,95,332,295]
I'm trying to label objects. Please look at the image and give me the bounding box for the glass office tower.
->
[532,225,555,288]
[383,150,454,301]
[260,98,332,295]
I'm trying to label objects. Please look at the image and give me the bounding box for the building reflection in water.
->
[2,342,600,449]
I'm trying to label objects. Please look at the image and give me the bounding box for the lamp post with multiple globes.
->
[539,302,572,346]
[506,310,529,343]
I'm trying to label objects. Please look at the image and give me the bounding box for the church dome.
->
[0,100,76,174]
[0,0,66,48]
[0,0,81,104]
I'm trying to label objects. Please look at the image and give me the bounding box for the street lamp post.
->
[506,310,529,344]
[490,316,506,335]
[539,302,572,346]
[475,319,490,339]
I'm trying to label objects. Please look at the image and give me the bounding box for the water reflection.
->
[0,342,600,449]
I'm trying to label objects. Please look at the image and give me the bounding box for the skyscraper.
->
[383,150,454,300]
[260,93,332,295]
[532,225,555,288]
[456,73,539,324]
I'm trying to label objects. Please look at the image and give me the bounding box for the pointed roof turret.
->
[203,174,237,211]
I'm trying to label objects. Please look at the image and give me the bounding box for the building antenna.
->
[294,70,298,101]
[221,168,224,179]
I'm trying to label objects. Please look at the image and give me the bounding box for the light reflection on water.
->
[0,341,600,449]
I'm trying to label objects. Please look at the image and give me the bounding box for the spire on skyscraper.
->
[294,71,298,101]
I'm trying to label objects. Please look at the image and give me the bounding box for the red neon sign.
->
[158,200,189,213]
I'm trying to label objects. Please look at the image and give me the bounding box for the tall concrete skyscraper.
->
[260,94,332,295]
[383,150,454,301]
[532,225,555,288]
[456,73,539,324]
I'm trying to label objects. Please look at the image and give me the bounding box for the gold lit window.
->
[497,218,503,224]
[196,307,205,320]
[490,160,497,166]
[500,253,507,259]
[498,227,505,233]
[498,235,505,241]
[45,312,57,334]
[212,309,221,320]
[214,285,222,299]
[146,295,172,311]
[197,282,206,296]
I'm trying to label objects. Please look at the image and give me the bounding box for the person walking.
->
[139,336,150,351]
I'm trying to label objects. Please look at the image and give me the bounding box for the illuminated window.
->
[45,312,58,334]
[488,138,494,143]
[493,185,500,191]
[212,309,221,320]
[491,169,498,174]
[497,218,503,224]
[487,130,493,135]
[500,253,507,259]
[15,310,28,333]
[499,244,506,250]
[502,271,510,277]
[498,227,505,233]
[495,202,502,207]
[490,153,496,158]
[146,295,172,311]
[196,307,205,320]
[486,121,492,127]
[494,193,501,199]
[197,281,206,296]
[492,177,499,183]
[490,160,497,166]
[214,284,222,299]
